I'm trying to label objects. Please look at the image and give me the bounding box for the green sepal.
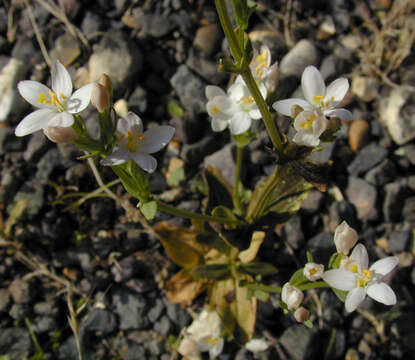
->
[306,251,314,263]
[332,288,348,303]
[328,253,342,269]
[254,289,270,302]
[239,262,277,276]
[191,264,231,280]
[139,200,157,220]
[289,268,307,287]
[304,319,313,328]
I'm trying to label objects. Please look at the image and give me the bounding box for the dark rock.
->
[307,232,334,264]
[383,181,409,222]
[186,53,227,85]
[347,143,388,175]
[34,301,57,316]
[0,328,32,359]
[128,86,147,114]
[346,177,377,221]
[81,12,103,38]
[23,131,51,162]
[112,289,149,330]
[146,339,164,356]
[365,159,397,186]
[170,65,207,115]
[58,335,91,360]
[9,278,31,304]
[33,316,58,333]
[203,144,236,185]
[0,288,10,312]
[388,231,411,253]
[35,148,72,181]
[154,315,173,336]
[402,197,415,222]
[398,144,415,166]
[181,135,224,164]
[12,180,44,218]
[0,127,25,154]
[83,308,117,334]
[164,299,191,328]
[138,11,175,38]
[148,298,165,323]
[279,325,317,360]
[301,190,325,213]
[9,303,29,321]
[328,200,358,231]
[282,215,305,250]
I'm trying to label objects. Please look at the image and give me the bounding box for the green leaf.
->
[306,251,314,263]
[304,319,313,328]
[5,199,28,237]
[289,268,307,286]
[328,253,342,269]
[211,206,238,222]
[139,200,157,220]
[166,167,185,187]
[254,289,270,302]
[332,288,348,302]
[196,232,231,254]
[203,167,234,215]
[168,101,185,118]
[246,164,313,223]
[239,262,277,276]
[191,264,231,280]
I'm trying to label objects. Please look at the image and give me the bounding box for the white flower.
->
[304,262,324,281]
[250,45,279,92]
[16,60,93,137]
[245,338,269,353]
[334,221,358,255]
[205,76,266,135]
[322,244,399,312]
[186,308,224,359]
[101,112,174,173]
[281,283,304,310]
[273,65,352,121]
[292,110,328,146]
[177,337,201,360]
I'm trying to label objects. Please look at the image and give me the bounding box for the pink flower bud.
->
[294,307,310,323]
[43,126,77,143]
[91,83,110,113]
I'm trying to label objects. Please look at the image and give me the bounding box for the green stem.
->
[214,0,243,61]
[233,145,244,214]
[156,200,242,225]
[241,70,283,152]
[298,281,329,291]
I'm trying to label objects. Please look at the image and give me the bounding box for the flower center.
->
[254,48,269,77]
[212,105,220,114]
[309,268,318,276]
[300,114,317,130]
[357,269,373,288]
[38,90,66,110]
[204,336,220,347]
[313,95,334,109]
[119,130,145,153]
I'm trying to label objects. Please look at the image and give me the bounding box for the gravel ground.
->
[0,0,414,359]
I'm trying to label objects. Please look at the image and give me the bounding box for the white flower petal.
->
[322,269,357,291]
[205,85,226,100]
[18,81,55,109]
[245,338,269,353]
[211,118,228,132]
[370,257,399,277]
[228,82,245,101]
[345,287,366,312]
[350,244,369,270]
[209,339,224,358]
[51,60,73,99]
[15,108,56,136]
[293,132,319,147]
[47,111,74,128]
[293,110,314,131]
[101,148,130,166]
[140,125,175,154]
[301,66,326,104]
[132,152,157,173]
[229,112,251,135]
[325,78,349,104]
[367,282,396,306]
[272,98,312,117]
[67,83,93,114]
[324,108,353,121]
[312,115,328,137]
[117,112,143,134]
[249,108,262,119]
[334,221,358,255]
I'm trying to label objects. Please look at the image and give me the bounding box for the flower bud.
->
[91,83,110,113]
[334,221,358,255]
[294,307,310,323]
[281,283,304,310]
[98,73,112,99]
[43,126,77,143]
[304,262,324,281]
[177,337,201,360]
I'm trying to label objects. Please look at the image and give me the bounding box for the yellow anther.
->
[38,93,49,104]
[212,106,220,113]
[362,269,373,282]
[60,93,67,100]
[300,114,316,130]
[349,264,358,273]
[357,278,365,288]
[309,268,318,276]
[47,90,63,108]
[204,336,220,347]
[242,96,254,105]
[121,130,144,153]
[313,95,324,104]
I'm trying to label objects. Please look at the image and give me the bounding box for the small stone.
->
[279,40,319,77]
[128,86,147,114]
[282,215,304,250]
[83,308,117,334]
[402,197,415,222]
[148,298,165,323]
[0,57,27,122]
[396,144,415,166]
[186,53,226,84]
[203,144,236,185]
[348,119,370,152]
[347,143,388,175]
[170,65,207,115]
[301,190,325,213]
[365,159,396,186]
[121,7,142,29]
[0,288,10,312]
[9,279,31,304]
[9,303,29,320]
[388,231,411,253]
[317,15,336,40]
[397,252,413,267]
[139,12,174,38]
[352,76,379,102]
[0,328,32,359]
[379,86,415,145]
[32,316,58,333]
[193,24,222,56]
[81,11,103,38]
[307,232,334,264]
[346,177,377,221]
[279,325,317,360]
[112,289,149,330]
[23,131,50,162]
[164,299,191,328]
[383,181,408,222]
[12,180,45,218]
[50,32,80,67]
[154,315,173,336]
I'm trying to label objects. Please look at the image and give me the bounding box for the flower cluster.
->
[178,308,224,360]
[273,66,352,147]
[205,45,278,135]
[323,222,399,312]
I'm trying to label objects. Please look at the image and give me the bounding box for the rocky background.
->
[0,0,414,359]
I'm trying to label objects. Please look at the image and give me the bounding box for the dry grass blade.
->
[6,0,17,42]
[35,0,89,49]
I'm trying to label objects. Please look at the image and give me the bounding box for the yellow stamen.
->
[300,114,316,130]
[349,264,358,273]
[120,130,145,153]
[60,93,67,100]
[204,336,220,347]
[313,95,324,104]
[362,269,373,282]
[309,268,318,276]
[38,93,49,104]
[212,106,220,113]
[242,96,254,105]
[357,278,365,288]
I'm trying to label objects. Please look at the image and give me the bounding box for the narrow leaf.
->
[192,264,231,280]
[239,262,277,276]
[289,268,307,286]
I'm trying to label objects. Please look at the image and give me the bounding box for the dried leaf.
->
[239,231,265,264]
[165,270,205,305]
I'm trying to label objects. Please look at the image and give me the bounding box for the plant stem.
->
[156,200,242,225]
[298,281,329,291]
[241,70,283,151]
[233,145,244,214]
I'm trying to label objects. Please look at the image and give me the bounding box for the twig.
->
[357,308,387,343]
[23,0,52,67]
[283,0,295,48]
[86,157,118,200]
[263,330,288,360]
[5,0,16,43]
[67,289,84,360]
